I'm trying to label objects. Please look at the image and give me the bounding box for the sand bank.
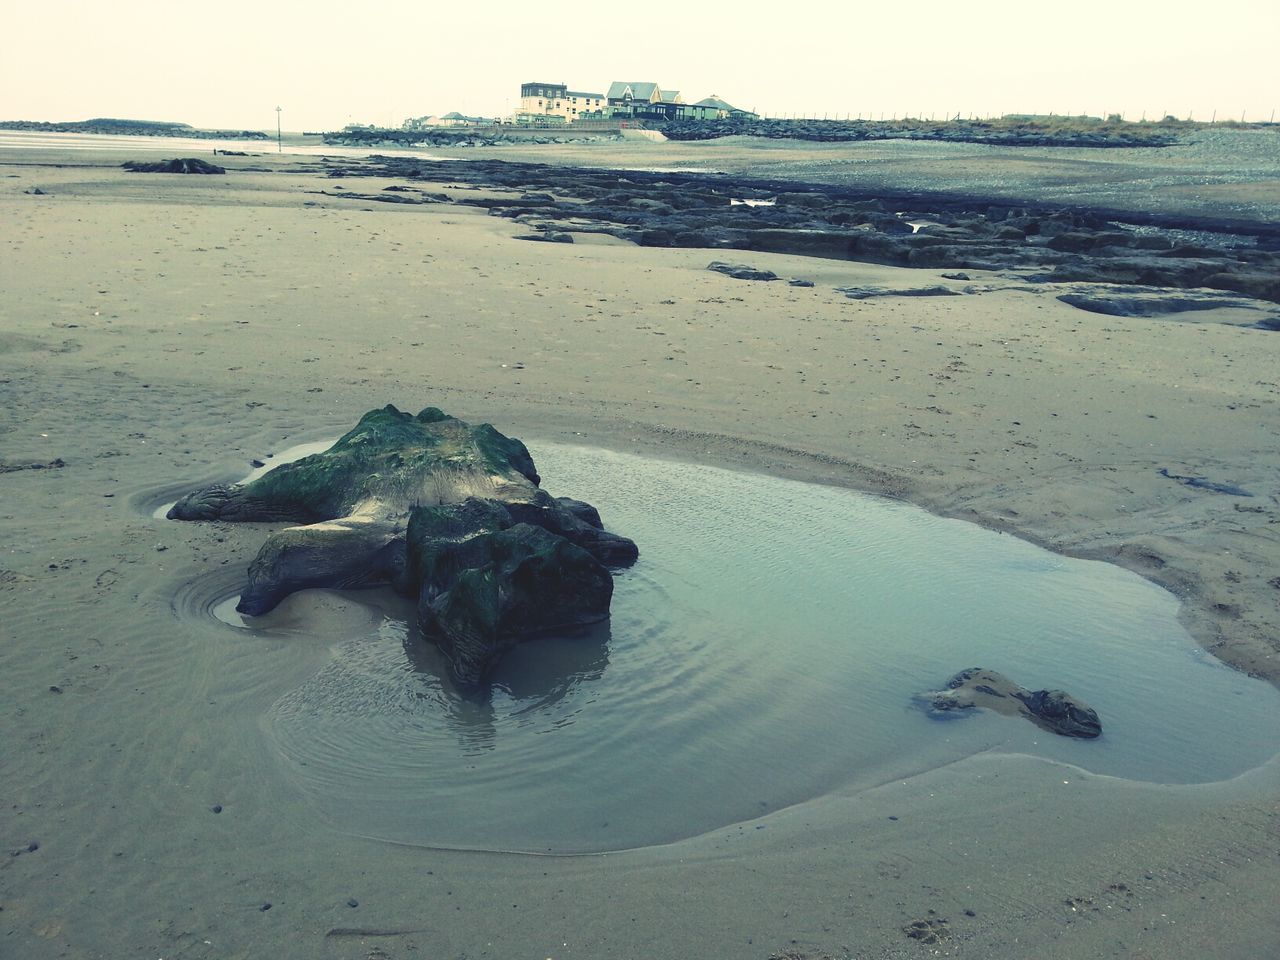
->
[2,143,1278,959]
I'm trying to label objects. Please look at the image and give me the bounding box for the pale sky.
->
[4,1,1277,131]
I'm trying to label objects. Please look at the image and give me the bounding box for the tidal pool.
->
[195,442,1280,854]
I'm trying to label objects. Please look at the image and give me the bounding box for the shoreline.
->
[2,137,1278,959]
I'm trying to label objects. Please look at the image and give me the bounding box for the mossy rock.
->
[168,405,542,523]
[169,405,636,685]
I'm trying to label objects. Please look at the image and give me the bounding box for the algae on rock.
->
[169,405,637,684]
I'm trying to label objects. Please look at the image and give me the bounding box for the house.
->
[517,82,607,123]
[605,83,755,122]
[689,95,757,121]
[606,82,684,119]
[436,112,492,127]
[402,113,491,129]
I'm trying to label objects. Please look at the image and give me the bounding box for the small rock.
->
[49,685,62,694]
[346,898,359,908]
[707,261,779,281]
[259,902,272,912]
[211,804,223,814]
[250,459,266,468]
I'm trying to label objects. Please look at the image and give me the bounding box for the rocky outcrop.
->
[1,118,268,139]
[707,261,778,281]
[654,117,1180,148]
[920,667,1102,738]
[122,158,226,174]
[313,155,1279,307]
[1056,292,1256,317]
[169,405,637,685]
[839,285,961,300]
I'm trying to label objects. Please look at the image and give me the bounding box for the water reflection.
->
[400,618,612,754]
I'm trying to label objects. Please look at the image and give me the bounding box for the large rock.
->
[920,667,1102,738]
[417,523,614,685]
[122,158,226,174]
[170,405,637,684]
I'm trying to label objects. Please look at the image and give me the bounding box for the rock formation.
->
[312,155,1280,307]
[920,667,1102,738]
[169,405,637,684]
[122,158,226,174]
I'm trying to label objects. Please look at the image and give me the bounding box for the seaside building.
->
[517,82,607,123]
[511,80,756,125]
[690,95,758,121]
[605,83,757,122]
[435,112,493,127]
[402,113,492,129]
[605,81,683,119]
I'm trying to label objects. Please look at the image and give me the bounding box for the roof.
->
[607,81,660,101]
[695,95,735,110]
[567,90,605,99]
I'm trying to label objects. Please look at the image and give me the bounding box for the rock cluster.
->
[656,117,1180,148]
[321,128,607,149]
[122,158,226,174]
[317,156,1280,306]
[1,118,268,139]
[168,406,637,685]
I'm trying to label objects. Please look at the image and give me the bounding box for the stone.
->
[515,232,574,243]
[169,405,637,685]
[920,667,1101,738]
[839,285,960,300]
[1056,292,1256,317]
[707,261,779,281]
[418,524,614,686]
[121,158,226,174]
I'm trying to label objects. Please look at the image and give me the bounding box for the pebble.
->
[211,804,223,814]
[259,902,272,912]
[346,898,359,908]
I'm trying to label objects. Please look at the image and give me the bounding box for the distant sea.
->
[0,129,452,160]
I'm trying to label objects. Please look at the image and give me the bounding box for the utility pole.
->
[276,106,283,152]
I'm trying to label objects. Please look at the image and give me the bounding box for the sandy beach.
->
[2,135,1278,959]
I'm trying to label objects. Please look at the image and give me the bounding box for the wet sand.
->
[2,140,1278,959]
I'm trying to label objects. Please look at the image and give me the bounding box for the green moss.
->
[238,405,538,519]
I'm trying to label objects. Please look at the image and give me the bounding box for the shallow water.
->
[177,442,1280,854]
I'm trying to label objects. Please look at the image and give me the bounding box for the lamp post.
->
[276,106,282,152]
